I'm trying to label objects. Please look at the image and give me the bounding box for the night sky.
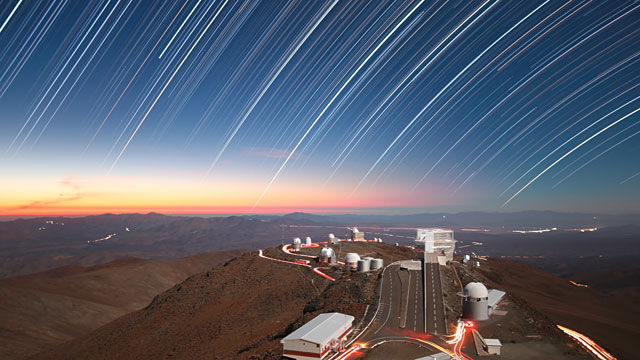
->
[0,0,638,215]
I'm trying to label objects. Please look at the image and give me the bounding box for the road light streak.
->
[557,325,616,360]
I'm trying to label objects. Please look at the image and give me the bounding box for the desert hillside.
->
[460,258,638,360]
[29,243,415,359]
[0,249,245,360]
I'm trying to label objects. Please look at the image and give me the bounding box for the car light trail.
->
[406,335,471,360]
[313,267,336,281]
[569,280,588,287]
[259,249,335,282]
[445,321,465,344]
[333,344,361,359]
[557,325,616,360]
[281,244,316,258]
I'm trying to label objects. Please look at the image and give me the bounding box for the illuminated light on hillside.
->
[333,344,361,360]
[557,325,616,360]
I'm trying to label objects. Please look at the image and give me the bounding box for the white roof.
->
[464,282,488,298]
[282,313,354,345]
[320,247,335,257]
[485,339,502,346]
[416,228,453,233]
[488,289,506,307]
[345,252,361,263]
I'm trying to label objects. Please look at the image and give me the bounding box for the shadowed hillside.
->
[0,249,245,360]
[473,258,638,360]
[29,244,416,360]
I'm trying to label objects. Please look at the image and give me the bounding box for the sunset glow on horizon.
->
[0,1,638,216]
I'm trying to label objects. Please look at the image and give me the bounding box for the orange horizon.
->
[0,205,429,217]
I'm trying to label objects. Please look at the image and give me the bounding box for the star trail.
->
[0,0,638,215]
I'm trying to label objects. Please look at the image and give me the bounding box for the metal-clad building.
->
[292,237,302,251]
[357,259,370,272]
[328,233,339,244]
[281,312,354,360]
[462,282,489,321]
[344,253,361,270]
[370,258,384,270]
[349,227,365,241]
[414,228,456,261]
[319,247,336,263]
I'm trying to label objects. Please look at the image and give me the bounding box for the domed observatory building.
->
[328,233,339,244]
[292,237,302,252]
[462,282,489,321]
[344,253,361,270]
[319,247,336,264]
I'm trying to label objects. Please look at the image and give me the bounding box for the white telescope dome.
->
[320,247,335,257]
[464,282,488,298]
[344,253,361,263]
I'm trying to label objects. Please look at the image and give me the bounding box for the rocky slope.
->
[0,249,245,359]
[455,258,638,360]
[29,243,415,359]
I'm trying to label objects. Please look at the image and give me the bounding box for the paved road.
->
[405,268,425,333]
[423,259,447,335]
[355,260,453,359]
[361,263,425,342]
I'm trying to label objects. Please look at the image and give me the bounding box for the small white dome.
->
[352,227,359,233]
[320,247,335,257]
[464,282,488,298]
[293,237,302,244]
[344,252,361,263]
[328,233,335,238]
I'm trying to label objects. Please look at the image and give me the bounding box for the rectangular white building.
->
[415,228,456,261]
[281,312,354,360]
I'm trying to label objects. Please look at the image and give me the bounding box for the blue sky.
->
[0,0,638,215]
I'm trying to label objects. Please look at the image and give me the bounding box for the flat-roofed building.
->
[349,227,364,241]
[281,312,354,360]
[415,228,456,261]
